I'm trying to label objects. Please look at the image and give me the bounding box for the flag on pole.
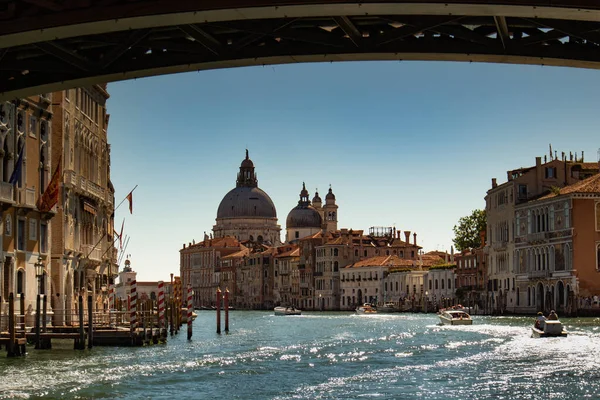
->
[8,146,24,185]
[118,219,124,249]
[37,156,62,212]
[126,191,133,214]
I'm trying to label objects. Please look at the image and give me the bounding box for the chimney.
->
[582,151,585,161]
[570,152,573,161]
[451,246,454,263]
[492,178,497,188]
[536,156,542,167]
[544,155,547,163]
[404,231,411,244]
[183,243,186,249]
[413,232,417,246]
[562,151,565,161]
[393,227,396,238]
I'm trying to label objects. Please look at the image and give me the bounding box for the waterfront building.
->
[454,238,487,309]
[340,255,397,309]
[0,95,53,323]
[426,263,457,309]
[485,152,598,314]
[115,258,162,306]
[219,245,249,308]
[50,86,116,325]
[236,243,275,309]
[213,150,281,245]
[514,171,600,315]
[180,235,241,308]
[273,244,299,306]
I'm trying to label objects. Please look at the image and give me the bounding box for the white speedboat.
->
[378,302,398,313]
[356,303,377,314]
[274,306,301,316]
[438,309,473,325]
[532,320,568,338]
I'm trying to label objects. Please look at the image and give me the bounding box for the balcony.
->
[81,244,101,261]
[527,232,549,244]
[528,270,550,279]
[0,181,14,204]
[16,187,36,208]
[64,169,77,186]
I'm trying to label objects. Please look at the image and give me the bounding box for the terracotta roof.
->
[275,248,300,258]
[221,247,250,260]
[421,254,446,267]
[539,173,600,200]
[345,255,417,269]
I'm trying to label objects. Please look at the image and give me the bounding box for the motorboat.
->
[356,303,377,314]
[274,306,302,316]
[377,302,398,313]
[438,309,473,325]
[532,320,568,338]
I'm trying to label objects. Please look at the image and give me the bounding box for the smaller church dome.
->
[286,182,322,229]
[286,206,322,228]
[240,149,254,168]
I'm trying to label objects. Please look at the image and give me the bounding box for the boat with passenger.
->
[377,302,398,313]
[532,312,568,338]
[438,309,473,325]
[355,303,377,314]
[274,306,302,316]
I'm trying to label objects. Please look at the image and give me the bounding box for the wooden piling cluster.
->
[0,278,197,357]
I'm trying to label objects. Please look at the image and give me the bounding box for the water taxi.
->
[355,303,377,314]
[438,309,473,325]
[274,306,302,316]
[532,320,568,338]
[378,302,398,313]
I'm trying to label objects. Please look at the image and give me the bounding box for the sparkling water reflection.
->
[1,312,599,399]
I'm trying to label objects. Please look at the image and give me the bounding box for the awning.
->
[83,201,97,215]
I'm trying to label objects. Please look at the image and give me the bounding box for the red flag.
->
[126,191,133,214]
[118,219,124,249]
[37,156,62,213]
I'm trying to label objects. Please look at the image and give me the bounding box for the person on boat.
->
[535,312,546,330]
[548,310,558,320]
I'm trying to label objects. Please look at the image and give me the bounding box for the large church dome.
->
[217,186,276,219]
[286,183,322,228]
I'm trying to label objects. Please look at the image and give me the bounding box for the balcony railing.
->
[528,270,550,279]
[0,181,14,203]
[81,244,101,261]
[16,187,36,207]
[527,232,549,243]
[64,169,77,186]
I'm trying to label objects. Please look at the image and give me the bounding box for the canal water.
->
[1,311,599,399]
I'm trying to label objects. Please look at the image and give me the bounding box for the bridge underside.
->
[2,2,600,100]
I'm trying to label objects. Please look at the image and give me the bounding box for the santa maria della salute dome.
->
[213,150,282,245]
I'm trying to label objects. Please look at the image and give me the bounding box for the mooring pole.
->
[35,294,41,349]
[224,288,229,333]
[216,287,221,334]
[187,284,193,340]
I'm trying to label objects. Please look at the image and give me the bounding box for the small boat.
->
[532,320,568,338]
[438,309,473,325]
[378,302,398,313]
[274,306,302,316]
[356,303,377,314]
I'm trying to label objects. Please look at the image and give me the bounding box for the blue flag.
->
[8,146,24,185]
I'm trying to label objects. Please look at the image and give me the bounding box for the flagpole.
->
[119,237,131,268]
[114,184,138,213]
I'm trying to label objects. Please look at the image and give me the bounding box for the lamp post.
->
[425,291,429,313]
[319,293,322,311]
[34,256,44,349]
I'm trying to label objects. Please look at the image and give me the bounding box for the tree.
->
[452,209,486,252]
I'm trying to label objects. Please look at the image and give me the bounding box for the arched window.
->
[17,269,24,294]
[448,279,452,289]
[435,280,438,290]
[441,280,445,289]
[334,248,339,257]
[333,261,339,272]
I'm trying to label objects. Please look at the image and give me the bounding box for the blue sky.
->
[106,60,600,281]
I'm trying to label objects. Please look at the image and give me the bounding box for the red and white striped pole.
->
[187,284,193,340]
[130,280,137,335]
[158,281,165,330]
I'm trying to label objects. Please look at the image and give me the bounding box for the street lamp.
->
[34,256,44,349]
[35,256,44,293]
[425,291,429,313]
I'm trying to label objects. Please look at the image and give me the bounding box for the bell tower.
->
[323,185,338,232]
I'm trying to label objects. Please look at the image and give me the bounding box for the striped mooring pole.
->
[130,279,137,335]
[158,281,165,330]
[187,284,193,340]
